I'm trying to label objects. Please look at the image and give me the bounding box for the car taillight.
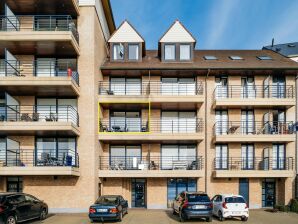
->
[245,203,248,209]
[222,202,227,209]
[182,200,189,208]
[207,203,213,209]
[89,208,96,213]
[109,208,118,213]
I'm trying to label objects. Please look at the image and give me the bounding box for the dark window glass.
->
[187,194,210,202]
[96,196,119,205]
[128,44,139,60]
[225,197,246,203]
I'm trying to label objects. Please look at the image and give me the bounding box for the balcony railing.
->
[0,149,79,167]
[0,15,79,43]
[99,156,203,170]
[0,105,79,126]
[98,80,204,96]
[99,118,204,133]
[213,121,294,136]
[213,85,294,99]
[0,59,79,85]
[214,157,294,171]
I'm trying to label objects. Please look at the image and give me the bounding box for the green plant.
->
[289,199,298,213]
[279,205,290,212]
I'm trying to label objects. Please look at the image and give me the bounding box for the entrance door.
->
[262,179,276,207]
[239,178,249,206]
[131,179,146,208]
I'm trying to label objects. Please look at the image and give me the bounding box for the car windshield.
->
[187,194,210,202]
[225,197,246,203]
[95,196,118,205]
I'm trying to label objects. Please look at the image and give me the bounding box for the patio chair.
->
[32,112,39,121]
[21,113,32,121]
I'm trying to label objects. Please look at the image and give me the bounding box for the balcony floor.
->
[213,134,295,143]
[0,166,80,176]
[213,170,295,178]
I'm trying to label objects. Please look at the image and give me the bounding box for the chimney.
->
[271,38,274,47]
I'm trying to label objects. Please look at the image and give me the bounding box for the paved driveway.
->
[29,209,298,224]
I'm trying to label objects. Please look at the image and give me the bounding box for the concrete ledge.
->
[213,134,295,143]
[99,170,204,178]
[213,98,295,109]
[213,170,295,178]
[0,167,80,176]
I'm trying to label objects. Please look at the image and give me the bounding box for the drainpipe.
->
[204,69,211,193]
[296,72,298,198]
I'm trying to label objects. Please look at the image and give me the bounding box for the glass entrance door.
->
[131,179,146,208]
[262,179,276,207]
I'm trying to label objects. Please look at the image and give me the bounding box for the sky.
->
[110,0,298,50]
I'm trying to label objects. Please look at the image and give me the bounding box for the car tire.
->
[179,210,185,222]
[241,217,248,222]
[90,219,94,223]
[6,215,17,224]
[218,211,224,222]
[40,208,47,220]
[173,208,176,215]
[118,211,123,222]
[206,216,213,222]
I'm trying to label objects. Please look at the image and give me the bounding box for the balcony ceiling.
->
[1,0,78,17]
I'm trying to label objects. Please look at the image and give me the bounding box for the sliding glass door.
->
[241,110,254,134]
[241,77,256,98]
[110,146,141,170]
[161,78,195,95]
[110,111,141,132]
[110,78,141,95]
[241,144,254,170]
[161,111,196,133]
[215,110,228,135]
[215,144,228,169]
[272,144,285,170]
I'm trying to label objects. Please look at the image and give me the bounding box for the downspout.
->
[204,69,211,193]
[296,72,298,198]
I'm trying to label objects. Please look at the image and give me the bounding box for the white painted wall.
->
[108,21,144,43]
[160,21,195,43]
[290,57,298,63]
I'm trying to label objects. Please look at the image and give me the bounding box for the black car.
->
[173,191,213,222]
[0,192,48,224]
[89,195,128,222]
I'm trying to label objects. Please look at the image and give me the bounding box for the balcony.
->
[0,59,79,96]
[98,80,204,108]
[213,157,295,178]
[0,105,80,136]
[212,85,295,109]
[0,148,79,176]
[99,156,204,178]
[0,15,79,55]
[98,118,204,143]
[213,121,295,143]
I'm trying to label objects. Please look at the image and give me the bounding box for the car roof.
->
[100,195,121,198]
[0,192,25,196]
[219,194,243,198]
[185,191,207,195]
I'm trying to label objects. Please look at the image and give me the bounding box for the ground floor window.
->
[131,178,146,208]
[167,178,197,207]
[7,176,23,192]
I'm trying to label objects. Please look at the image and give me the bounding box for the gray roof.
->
[263,42,298,58]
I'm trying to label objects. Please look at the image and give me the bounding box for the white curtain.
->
[241,144,254,169]
[179,112,196,133]
[161,112,179,133]
[180,45,191,60]
[216,145,228,169]
[110,78,125,95]
[215,110,228,135]
[57,99,77,123]
[126,78,141,95]
[241,110,254,134]
[36,98,56,121]
[164,45,175,60]
[36,58,55,77]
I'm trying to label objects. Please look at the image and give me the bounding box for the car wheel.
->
[173,208,176,215]
[206,216,213,222]
[125,208,128,215]
[241,217,248,222]
[179,210,185,222]
[218,211,224,222]
[90,219,94,223]
[6,215,17,224]
[118,211,123,222]
[40,208,47,220]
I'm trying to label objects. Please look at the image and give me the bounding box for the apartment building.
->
[99,20,298,209]
[0,0,115,212]
[264,41,298,63]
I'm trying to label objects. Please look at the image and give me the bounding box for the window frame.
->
[204,55,218,60]
[164,44,176,61]
[112,43,125,61]
[257,56,273,60]
[128,43,139,61]
[229,56,244,60]
[179,44,191,61]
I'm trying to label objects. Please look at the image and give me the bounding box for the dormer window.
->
[180,44,191,60]
[113,43,124,60]
[128,44,139,60]
[164,44,176,60]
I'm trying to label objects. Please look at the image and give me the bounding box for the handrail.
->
[0,148,79,167]
[99,156,203,170]
[0,105,79,126]
[213,85,295,99]
[214,157,294,170]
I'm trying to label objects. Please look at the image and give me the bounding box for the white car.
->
[211,194,249,221]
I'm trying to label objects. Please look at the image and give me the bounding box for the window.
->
[7,177,23,192]
[128,44,139,60]
[110,145,141,170]
[161,78,195,95]
[161,111,196,133]
[204,55,217,60]
[164,44,176,60]
[113,43,124,60]
[180,44,191,60]
[257,56,272,60]
[229,56,243,60]
[110,78,141,95]
[110,111,141,132]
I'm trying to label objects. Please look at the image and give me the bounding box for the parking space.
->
[29,209,298,224]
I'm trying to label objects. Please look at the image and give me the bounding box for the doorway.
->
[131,179,146,208]
[262,179,276,207]
[239,178,249,206]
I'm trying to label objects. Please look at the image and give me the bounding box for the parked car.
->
[89,195,128,222]
[211,194,249,221]
[172,191,213,222]
[0,192,48,224]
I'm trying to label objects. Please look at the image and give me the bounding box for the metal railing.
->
[0,15,79,43]
[214,157,294,170]
[0,59,79,85]
[213,121,294,136]
[0,148,79,167]
[0,105,79,126]
[99,156,203,170]
[213,85,294,99]
[99,118,204,133]
[98,80,204,96]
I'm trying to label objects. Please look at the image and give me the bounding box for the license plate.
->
[97,209,107,212]
[232,211,241,215]
[193,205,206,209]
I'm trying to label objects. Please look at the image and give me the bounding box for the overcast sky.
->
[110,0,298,50]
